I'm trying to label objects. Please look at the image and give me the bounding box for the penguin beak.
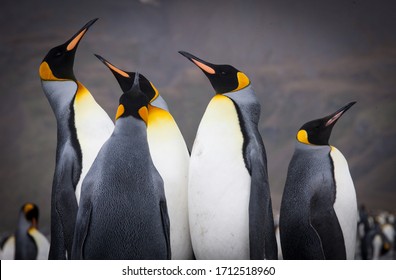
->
[325,101,356,127]
[65,18,98,52]
[95,54,130,78]
[95,54,136,94]
[179,51,216,74]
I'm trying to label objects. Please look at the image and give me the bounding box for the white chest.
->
[188,95,251,259]
[73,83,114,204]
[330,146,357,259]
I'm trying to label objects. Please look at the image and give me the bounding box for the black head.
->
[178,51,250,94]
[297,102,356,145]
[117,74,150,124]
[95,54,159,103]
[20,203,39,228]
[39,18,98,81]
[96,55,149,123]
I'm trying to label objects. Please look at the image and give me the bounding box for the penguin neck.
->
[41,80,78,138]
[223,85,260,125]
[114,116,148,139]
[295,141,331,153]
[41,80,77,120]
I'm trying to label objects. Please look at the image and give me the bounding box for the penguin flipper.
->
[310,184,347,260]
[248,150,278,260]
[49,149,79,259]
[48,207,66,259]
[159,200,171,260]
[71,201,92,260]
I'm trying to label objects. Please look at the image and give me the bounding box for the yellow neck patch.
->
[233,72,250,92]
[148,104,172,123]
[74,82,90,102]
[115,104,125,120]
[213,93,228,100]
[39,62,65,81]
[297,129,310,144]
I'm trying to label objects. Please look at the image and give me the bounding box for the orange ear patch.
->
[233,72,250,92]
[23,203,34,214]
[297,129,310,145]
[138,106,149,124]
[39,62,57,80]
[115,104,125,120]
[191,58,215,74]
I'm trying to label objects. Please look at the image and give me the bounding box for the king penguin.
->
[39,19,114,259]
[1,203,50,260]
[279,102,358,260]
[179,51,277,260]
[94,55,193,260]
[71,68,171,260]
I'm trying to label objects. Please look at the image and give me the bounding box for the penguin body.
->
[39,19,113,259]
[280,102,357,260]
[93,55,192,259]
[179,51,277,260]
[72,65,170,260]
[1,203,50,260]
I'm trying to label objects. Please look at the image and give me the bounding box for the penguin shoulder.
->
[224,85,261,124]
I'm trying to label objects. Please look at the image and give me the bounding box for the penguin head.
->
[179,51,250,94]
[116,76,150,125]
[95,54,159,103]
[297,101,356,145]
[20,203,39,229]
[95,55,150,124]
[39,18,98,81]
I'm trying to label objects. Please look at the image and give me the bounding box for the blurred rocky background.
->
[0,0,395,240]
